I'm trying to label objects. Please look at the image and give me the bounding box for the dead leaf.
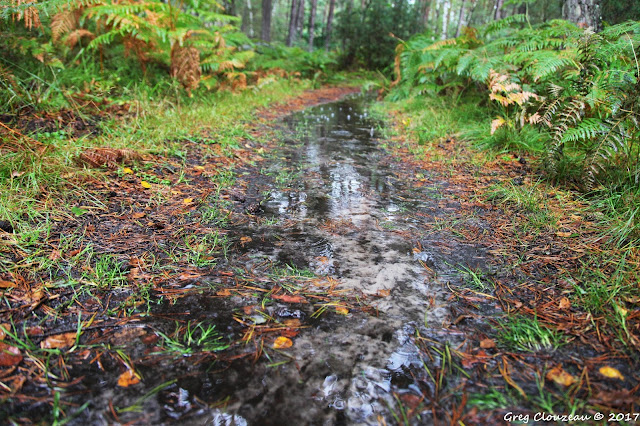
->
[216,289,232,297]
[132,212,146,219]
[273,336,293,349]
[335,306,349,315]
[377,289,391,297]
[40,332,76,349]
[546,366,576,386]
[0,280,15,289]
[141,181,152,189]
[0,324,9,340]
[558,297,571,310]
[480,338,495,349]
[117,369,141,387]
[123,167,134,174]
[0,342,23,367]
[183,198,194,205]
[599,366,624,380]
[271,294,306,304]
[556,231,572,238]
[283,319,302,327]
[240,236,252,246]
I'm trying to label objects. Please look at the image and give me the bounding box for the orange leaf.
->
[117,369,141,387]
[480,338,496,349]
[216,289,232,296]
[558,297,571,310]
[0,280,16,288]
[40,332,76,349]
[283,319,302,327]
[546,366,576,386]
[0,323,9,340]
[273,336,293,349]
[132,212,146,219]
[377,289,391,297]
[0,341,22,367]
[141,181,151,189]
[599,366,624,380]
[556,231,572,238]
[271,294,307,304]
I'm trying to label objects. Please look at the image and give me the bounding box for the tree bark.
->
[563,0,600,30]
[308,0,317,50]
[261,0,272,42]
[324,0,336,50]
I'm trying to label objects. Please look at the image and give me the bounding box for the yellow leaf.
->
[183,198,194,205]
[599,366,624,380]
[141,181,152,189]
[335,306,349,315]
[123,167,134,174]
[273,336,293,349]
[117,369,141,387]
[546,366,576,386]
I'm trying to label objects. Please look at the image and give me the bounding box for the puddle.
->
[46,95,488,425]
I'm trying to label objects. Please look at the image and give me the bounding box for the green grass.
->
[154,321,229,356]
[498,315,565,352]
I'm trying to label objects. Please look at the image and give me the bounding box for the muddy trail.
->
[6,90,636,425]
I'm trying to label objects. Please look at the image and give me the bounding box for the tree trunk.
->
[440,0,450,39]
[493,0,504,20]
[296,0,305,41]
[287,0,300,46]
[324,0,336,50]
[308,0,317,50]
[455,0,466,37]
[261,0,272,42]
[563,0,600,30]
[423,0,431,27]
[242,0,255,38]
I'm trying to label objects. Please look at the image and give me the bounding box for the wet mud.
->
[120,95,487,425]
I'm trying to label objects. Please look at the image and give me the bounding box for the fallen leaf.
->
[546,366,576,386]
[377,289,391,297]
[599,366,624,380]
[141,181,152,189]
[40,332,77,349]
[240,236,252,246]
[273,336,293,349]
[335,306,349,315]
[0,342,23,367]
[271,294,306,304]
[48,250,61,261]
[283,319,302,327]
[280,329,299,338]
[0,280,15,289]
[412,248,421,254]
[123,167,134,174]
[480,338,496,349]
[556,231,572,238]
[558,297,571,310]
[216,289,232,297]
[117,369,141,387]
[0,323,9,340]
[132,212,146,219]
